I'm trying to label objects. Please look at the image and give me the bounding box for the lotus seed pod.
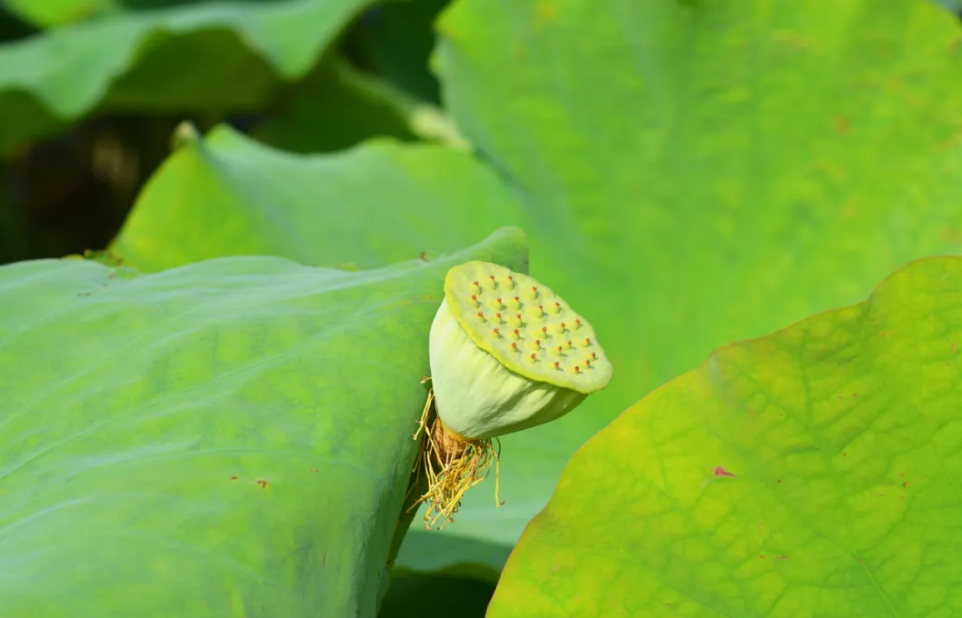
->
[428,261,613,440]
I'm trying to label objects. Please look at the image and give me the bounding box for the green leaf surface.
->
[111,0,962,576]
[0,0,291,28]
[0,228,527,616]
[0,0,368,154]
[0,0,112,26]
[490,256,962,617]
[111,126,510,272]
[932,0,962,14]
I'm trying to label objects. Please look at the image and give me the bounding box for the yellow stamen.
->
[410,386,502,529]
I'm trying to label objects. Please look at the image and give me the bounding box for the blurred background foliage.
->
[0,0,448,265]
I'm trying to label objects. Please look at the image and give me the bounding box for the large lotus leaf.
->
[109,0,962,575]
[0,227,527,616]
[111,126,509,272]
[0,0,370,154]
[489,257,962,617]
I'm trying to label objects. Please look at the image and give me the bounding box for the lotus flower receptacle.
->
[411,261,613,529]
[429,261,613,440]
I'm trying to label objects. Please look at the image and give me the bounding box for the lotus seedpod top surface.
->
[444,261,612,395]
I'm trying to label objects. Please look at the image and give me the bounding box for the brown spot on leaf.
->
[835,116,849,135]
[774,31,811,49]
[255,479,268,489]
[229,476,238,481]
[714,466,736,478]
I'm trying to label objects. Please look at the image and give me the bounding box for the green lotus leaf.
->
[489,256,962,617]
[0,227,527,617]
[0,0,371,153]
